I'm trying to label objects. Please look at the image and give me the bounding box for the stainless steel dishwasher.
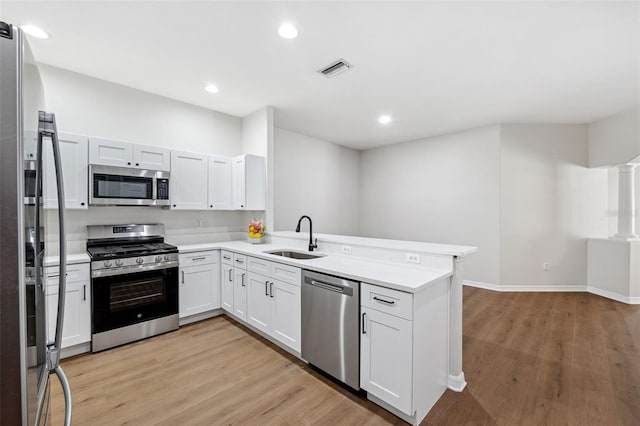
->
[301,270,360,390]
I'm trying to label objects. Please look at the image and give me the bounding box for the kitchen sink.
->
[264,250,326,260]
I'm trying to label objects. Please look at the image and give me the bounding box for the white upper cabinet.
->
[232,154,265,210]
[208,155,232,210]
[133,144,171,171]
[43,133,89,210]
[170,150,208,210]
[89,138,170,171]
[89,137,133,168]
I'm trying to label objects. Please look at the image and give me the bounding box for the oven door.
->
[92,265,178,335]
[89,164,158,206]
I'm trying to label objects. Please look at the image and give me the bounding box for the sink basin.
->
[264,250,326,260]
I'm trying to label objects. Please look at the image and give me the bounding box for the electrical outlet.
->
[406,253,421,264]
[341,245,352,255]
[543,262,550,271]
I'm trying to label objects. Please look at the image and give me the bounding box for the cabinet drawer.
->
[233,253,247,269]
[45,263,90,284]
[271,263,301,286]
[247,256,270,276]
[180,251,218,267]
[221,250,234,265]
[361,283,413,320]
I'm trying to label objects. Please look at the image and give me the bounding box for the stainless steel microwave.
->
[89,164,170,206]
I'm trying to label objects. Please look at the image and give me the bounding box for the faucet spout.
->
[295,215,318,252]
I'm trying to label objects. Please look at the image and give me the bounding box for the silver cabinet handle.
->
[241,273,246,287]
[265,280,269,296]
[83,285,86,301]
[223,255,231,260]
[228,269,232,281]
[236,258,244,264]
[270,282,274,298]
[191,256,206,261]
[373,296,395,305]
[362,312,367,334]
[181,270,185,284]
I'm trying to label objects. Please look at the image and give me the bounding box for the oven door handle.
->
[91,260,179,278]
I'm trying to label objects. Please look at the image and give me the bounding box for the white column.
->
[448,256,466,392]
[615,163,638,239]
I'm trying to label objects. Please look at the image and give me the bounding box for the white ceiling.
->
[3,1,639,149]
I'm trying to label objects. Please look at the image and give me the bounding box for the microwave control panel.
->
[157,179,169,200]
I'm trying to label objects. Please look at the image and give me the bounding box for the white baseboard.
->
[587,286,640,305]
[463,280,639,304]
[447,372,467,392]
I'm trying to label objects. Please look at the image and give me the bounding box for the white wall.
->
[41,64,243,156]
[39,65,252,253]
[588,107,640,167]
[500,124,608,288]
[273,128,360,235]
[359,126,501,284]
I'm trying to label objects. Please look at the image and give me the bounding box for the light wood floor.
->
[50,288,640,425]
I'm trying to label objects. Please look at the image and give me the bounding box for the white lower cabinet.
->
[361,306,413,414]
[246,257,301,352]
[360,280,449,425]
[221,263,234,313]
[45,263,91,348]
[233,268,248,321]
[179,251,220,318]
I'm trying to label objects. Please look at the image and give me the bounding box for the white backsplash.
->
[45,207,266,256]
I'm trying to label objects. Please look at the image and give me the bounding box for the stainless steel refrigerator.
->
[0,21,72,425]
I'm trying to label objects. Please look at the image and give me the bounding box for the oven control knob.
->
[136,257,144,264]
[115,260,123,267]
[155,255,162,262]
[163,255,170,261]
[104,261,112,268]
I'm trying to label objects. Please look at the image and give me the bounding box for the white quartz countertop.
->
[44,253,91,267]
[271,231,478,257]
[174,241,454,293]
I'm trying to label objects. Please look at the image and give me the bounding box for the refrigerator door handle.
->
[39,112,72,426]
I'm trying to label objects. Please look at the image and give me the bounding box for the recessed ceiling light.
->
[21,25,49,39]
[204,84,219,94]
[378,115,392,125]
[278,23,298,39]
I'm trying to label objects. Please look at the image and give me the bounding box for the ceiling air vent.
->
[318,59,352,78]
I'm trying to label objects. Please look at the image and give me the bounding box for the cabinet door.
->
[208,155,232,210]
[43,133,89,209]
[221,264,234,313]
[233,269,248,321]
[89,137,133,167]
[170,150,208,210]
[270,279,301,352]
[361,307,413,415]
[232,156,246,209]
[179,263,220,318]
[46,280,91,348]
[134,144,171,171]
[246,273,270,333]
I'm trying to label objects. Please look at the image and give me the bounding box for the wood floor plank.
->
[49,288,640,426]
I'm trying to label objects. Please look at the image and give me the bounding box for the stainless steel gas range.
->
[87,224,179,352]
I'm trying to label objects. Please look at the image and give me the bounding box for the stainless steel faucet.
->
[295,215,318,252]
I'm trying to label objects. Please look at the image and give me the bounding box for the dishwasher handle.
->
[308,279,353,296]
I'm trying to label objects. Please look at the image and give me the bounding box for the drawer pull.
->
[235,258,244,263]
[191,257,206,261]
[223,255,231,260]
[373,296,395,305]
